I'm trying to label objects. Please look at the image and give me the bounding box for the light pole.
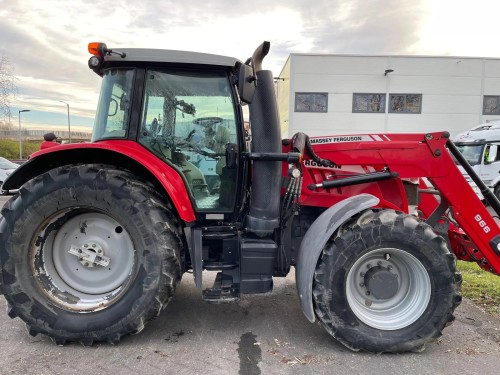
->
[59,100,71,143]
[18,109,30,160]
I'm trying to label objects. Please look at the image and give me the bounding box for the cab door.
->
[138,68,241,214]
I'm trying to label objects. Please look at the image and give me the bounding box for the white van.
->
[453,121,500,200]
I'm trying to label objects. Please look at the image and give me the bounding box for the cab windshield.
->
[453,143,484,166]
[92,69,135,141]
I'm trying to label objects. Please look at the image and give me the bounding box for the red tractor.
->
[1,42,499,353]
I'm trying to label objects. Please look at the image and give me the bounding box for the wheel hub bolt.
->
[366,264,372,269]
[360,272,365,277]
[365,291,371,296]
[359,282,365,287]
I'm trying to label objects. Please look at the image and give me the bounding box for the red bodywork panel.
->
[283,132,500,275]
[30,141,197,222]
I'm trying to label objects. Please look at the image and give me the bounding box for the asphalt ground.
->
[0,194,499,375]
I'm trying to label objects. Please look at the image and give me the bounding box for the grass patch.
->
[0,139,40,160]
[457,260,500,315]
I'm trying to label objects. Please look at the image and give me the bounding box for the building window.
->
[389,94,422,113]
[295,92,328,112]
[483,96,500,115]
[352,93,386,113]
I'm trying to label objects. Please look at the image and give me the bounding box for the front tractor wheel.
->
[0,165,183,345]
[313,210,462,353]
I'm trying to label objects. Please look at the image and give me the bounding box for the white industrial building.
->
[276,54,500,138]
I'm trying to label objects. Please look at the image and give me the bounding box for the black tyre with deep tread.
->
[313,210,462,353]
[0,164,183,345]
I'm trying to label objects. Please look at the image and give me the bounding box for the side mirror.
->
[237,63,257,104]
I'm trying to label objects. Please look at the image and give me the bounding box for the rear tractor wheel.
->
[313,210,462,353]
[0,165,183,345]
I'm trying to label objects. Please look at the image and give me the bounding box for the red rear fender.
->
[4,141,196,222]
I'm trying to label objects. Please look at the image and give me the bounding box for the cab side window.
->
[92,69,135,141]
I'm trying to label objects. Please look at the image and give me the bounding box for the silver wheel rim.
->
[32,211,136,312]
[346,248,431,330]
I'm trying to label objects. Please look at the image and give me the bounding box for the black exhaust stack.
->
[244,42,281,236]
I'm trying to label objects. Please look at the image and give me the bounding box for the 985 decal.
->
[475,214,491,233]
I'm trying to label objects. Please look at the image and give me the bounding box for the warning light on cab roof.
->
[88,42,107,56]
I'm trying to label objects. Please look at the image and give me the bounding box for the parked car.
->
[0,157,20,195]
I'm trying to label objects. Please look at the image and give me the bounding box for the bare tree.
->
[0,53,17,121]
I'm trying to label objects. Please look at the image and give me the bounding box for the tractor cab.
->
[89,43,246,213]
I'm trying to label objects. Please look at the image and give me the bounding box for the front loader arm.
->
[301,131,500,275]
[417,136,500,274]
[377,132,500,274]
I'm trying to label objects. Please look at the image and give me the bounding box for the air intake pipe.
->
[245,42,281,236]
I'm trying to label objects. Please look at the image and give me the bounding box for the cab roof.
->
[104,47,241,68]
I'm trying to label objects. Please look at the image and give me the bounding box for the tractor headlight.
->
[88,55,103,69]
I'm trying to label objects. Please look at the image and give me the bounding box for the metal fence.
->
[0,129,92,142]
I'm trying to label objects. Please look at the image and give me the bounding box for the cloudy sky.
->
[2,0,500,133]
